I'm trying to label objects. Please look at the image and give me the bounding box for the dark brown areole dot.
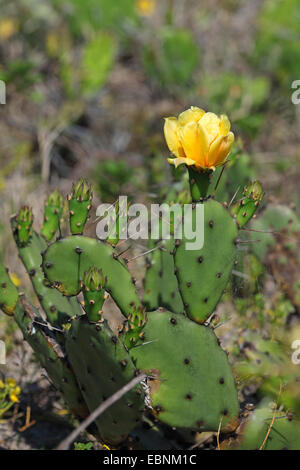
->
[219,377,225,384]
[184,358,190,365]
[198,256,204,263]
[209,220,214,228]
[196,420,204,427]
[170,317,177,325]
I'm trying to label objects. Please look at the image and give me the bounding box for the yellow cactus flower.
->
[136,0,156,16]
[0,19,18,40]
[164,106,234,171]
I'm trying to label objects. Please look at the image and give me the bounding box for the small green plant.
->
[74,441,93,450]
[0,378,21,418]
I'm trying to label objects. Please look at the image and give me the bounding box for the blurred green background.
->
[0,0,299,208]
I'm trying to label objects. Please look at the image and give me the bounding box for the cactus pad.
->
[174,199,238,323]
[11,216,80,325]
[143,239,184,314]
[130,310,239,431]
[42,236,141,317]
[66,316,145,445]
[15,296,88,418]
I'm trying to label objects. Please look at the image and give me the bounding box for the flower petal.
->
[178,121,203,163]
[197,121,211,166]
[178,106,205,126]
[219,114,231,135]
[198,112,220,142]
[168,157,196,168]
[164,117,185,158]
[208,132,234,167]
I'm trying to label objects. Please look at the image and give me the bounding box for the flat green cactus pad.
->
[174,199,238,323]
[130,310,239,431]
[11,218,80,325]
[66,317,145,445]
[143,239,184,314]
[42,236,141,317]
[15,297,88,418]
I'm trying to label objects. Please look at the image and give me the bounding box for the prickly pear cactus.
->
[233,180,263,227]
[0,265,87,418]
[122,305,147,349]
[11,212,80,326]
[41,189,64,241]
[0,264,18,316]
[174,199,238,323]
[131,310,239,430]
[68,178,93,235]
[65,316,145,445]
[81,267,106,322]
[0,147,264,447]
[15,206,33,247]
[42,235,142,316]
[143,239,184,314]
